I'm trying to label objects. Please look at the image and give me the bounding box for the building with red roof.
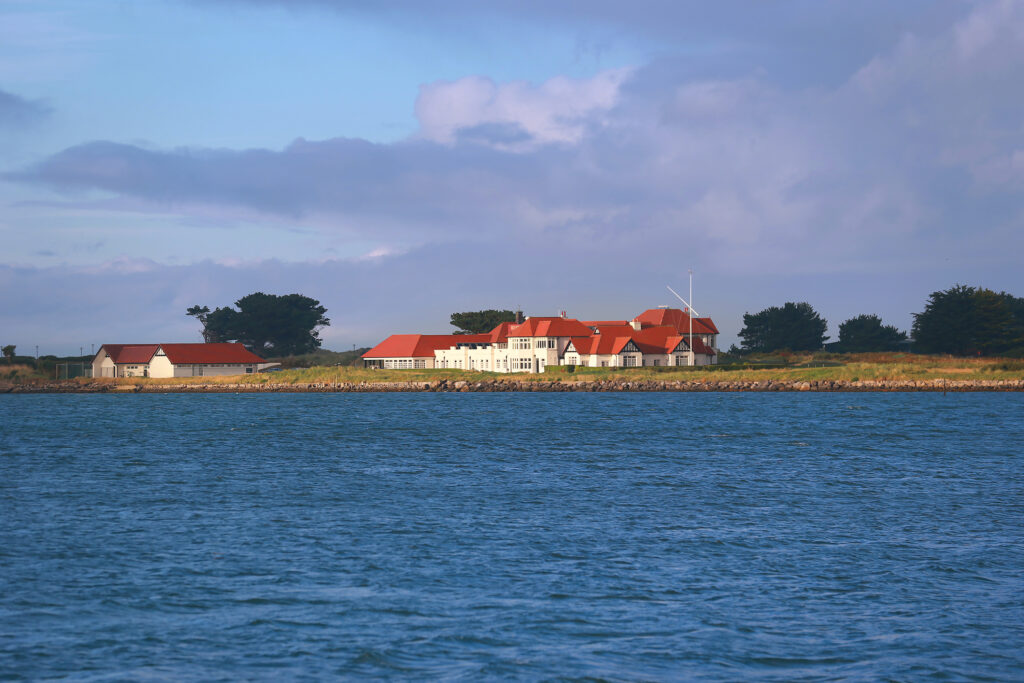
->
[362,306,719,373]
[93,343,267,378]
[362,334,492,370]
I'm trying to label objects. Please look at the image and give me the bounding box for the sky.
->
[1,0,1022,355]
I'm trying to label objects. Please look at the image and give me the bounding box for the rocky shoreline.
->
[3,377,1023,393]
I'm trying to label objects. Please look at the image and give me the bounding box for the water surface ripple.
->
[2,393,1022,680]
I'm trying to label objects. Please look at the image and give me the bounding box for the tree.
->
[450,309,519,334]
[738,302,828,353]
[2,345,14,363]
[912,285,1024,356]
[835,314,907,353]
[186,306,218,343]
[186,293,329,356]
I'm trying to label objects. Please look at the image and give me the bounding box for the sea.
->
[1,392,1022,680]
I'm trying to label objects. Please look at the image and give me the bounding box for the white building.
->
[363,307,719,373]
[93,343,268,378]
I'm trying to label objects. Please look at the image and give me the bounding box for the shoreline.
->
[3,378,1023,393]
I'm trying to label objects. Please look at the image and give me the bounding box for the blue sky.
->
[1,0,1022,354]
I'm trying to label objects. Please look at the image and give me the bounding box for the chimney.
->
[515,309,524,324]
[630,319,641,331]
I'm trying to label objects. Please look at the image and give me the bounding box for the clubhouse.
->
[363,307,718,373]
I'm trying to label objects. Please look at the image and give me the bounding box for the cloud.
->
[5,2,1024,280]
[4,244,1020,357]
[416,70,631,150]
[0,88,50,126]
[193,0,965,87]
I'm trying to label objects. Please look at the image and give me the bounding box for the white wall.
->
[148,354,174,378]
[170,364,257,377]
[93,351,115,378]
[373,357,434,369]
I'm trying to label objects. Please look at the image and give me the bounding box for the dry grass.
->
[7,353,1023,388]
[0,364,38,381]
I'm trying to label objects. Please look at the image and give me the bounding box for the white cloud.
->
[6,2,1023,284]
[414,68,632,150]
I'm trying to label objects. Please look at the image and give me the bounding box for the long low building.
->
[363,307,719,373]
[93,343,268,378]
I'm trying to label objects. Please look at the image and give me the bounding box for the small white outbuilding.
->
[93,343,267,378]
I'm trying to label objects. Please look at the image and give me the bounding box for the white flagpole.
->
[689,269,694,365]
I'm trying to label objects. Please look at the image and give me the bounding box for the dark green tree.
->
[450,309,518,334]
[739,302,828,353]
[912,285,1023,356]
[835,314,907,353]
[201,307,240,344]
[186,293,329,356]
[187,305,222,343]
[2,345,14,363]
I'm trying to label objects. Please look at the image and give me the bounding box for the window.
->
[623,355,638,367]
[414,359,426,369]
[653,359,661,366]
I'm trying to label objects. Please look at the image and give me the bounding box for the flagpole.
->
[688,269,694,365]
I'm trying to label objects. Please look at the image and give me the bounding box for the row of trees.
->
[736,285,1023,356]
[180,284,1019,360]
[912,285,1024,356]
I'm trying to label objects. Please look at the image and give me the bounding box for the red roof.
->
[100,344,159,364]
[362,334,491,359]
[695,317,720,334]
[633,308,718,335]
[159,343,265,364]
[487,322,516,344]
[99,343,264,365]
[569,335,635,355]
[362,308,718,363]
[569,325,716,357]
[508,317,593,338]
[593,324,637,336]
[581,320,628,328]
[632,326,712,355]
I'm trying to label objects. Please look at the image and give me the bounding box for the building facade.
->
[93,343,268,378]
[364,307,719,373]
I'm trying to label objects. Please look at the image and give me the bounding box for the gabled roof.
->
[98,343,265,365]
[508,317,593,338]
[99,344,159,364]
[487,322,516,344]
[633,308,718,335]
[568,324,716,357]
[633,326,716,355]
[695,317,720,334]
[159,343,265,364]
[568,334,634,355]
[631,326,679,355]
[362,334,490,359]
[593,324,637,337]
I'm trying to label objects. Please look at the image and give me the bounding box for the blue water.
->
[1,393,1022,680]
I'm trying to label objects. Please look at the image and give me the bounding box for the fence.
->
[56,362,93,379]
